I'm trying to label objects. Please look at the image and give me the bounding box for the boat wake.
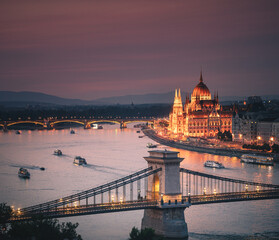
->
[10,164,45,171]
[85,164,128,176]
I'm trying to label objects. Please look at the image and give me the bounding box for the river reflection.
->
[0,125,278,240]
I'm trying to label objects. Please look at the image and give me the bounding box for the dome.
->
[191,72,211,98]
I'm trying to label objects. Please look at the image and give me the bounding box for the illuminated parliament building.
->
[168,72,232,139]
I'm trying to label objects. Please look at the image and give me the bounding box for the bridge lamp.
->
[74,202,77,208]
[257,136,261,140]
[188,192,191,196]
[203,188,206,195]
[213,189,216,195]
[245,184,248,191]
[120,197,123,203]
[256,186,259,192]
[17,208,21,215]
[111,195,114,203]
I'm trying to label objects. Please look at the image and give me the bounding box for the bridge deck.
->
[10,189,279,222]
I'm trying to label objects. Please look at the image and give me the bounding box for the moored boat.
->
[240,154,273,166]
[18,168,30,178]
[146,143,157,148]
[73,156,87,165]
[16,130,21,135]
[54,149,62,156]
[204,160,224,169]
[70,129,75,134]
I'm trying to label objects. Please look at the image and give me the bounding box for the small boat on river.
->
[73,156,87,165]
[70,129,75,134]
[147,143,157,148]
[16,130,21,135]
[18,168,30,178]
[54,149,62,156]
[204,161,224,169]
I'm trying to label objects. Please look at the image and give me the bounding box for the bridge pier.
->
[120,121,127,129]
[142,150,188,239]
[142,207,188,239]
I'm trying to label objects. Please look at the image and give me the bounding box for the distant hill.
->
[0,91,100,106]
[0,91,278,107]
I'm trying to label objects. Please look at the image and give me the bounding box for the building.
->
[232,113,258,143]
[232,112,279,145]
[168,72,233,139]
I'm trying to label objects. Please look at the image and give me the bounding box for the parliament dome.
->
[191,72,211,99]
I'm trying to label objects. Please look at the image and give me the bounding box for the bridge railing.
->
[21,166,162,214]
[183,189,279,205]
[180,168,279,197]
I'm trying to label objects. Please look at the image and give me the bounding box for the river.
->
[0,125,278,240]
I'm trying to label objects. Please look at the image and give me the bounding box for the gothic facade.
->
[168,73,232,139]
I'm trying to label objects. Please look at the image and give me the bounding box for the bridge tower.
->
[142,150,189,239]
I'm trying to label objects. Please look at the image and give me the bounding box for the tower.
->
[141,150,189,239]
[169,89,184,137]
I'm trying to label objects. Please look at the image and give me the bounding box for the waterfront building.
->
[168,72,233,139]
[232,113,258,143]
[232,110,279,145]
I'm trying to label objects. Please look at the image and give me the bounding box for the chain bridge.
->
[8,150,279,239]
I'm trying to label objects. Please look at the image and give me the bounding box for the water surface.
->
[0,125,278,239]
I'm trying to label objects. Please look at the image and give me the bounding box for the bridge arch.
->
[152,173,160,200]
[124,120,153,124]
[7,121,44,127]
[50,120,85,127]
[87,120,121,125]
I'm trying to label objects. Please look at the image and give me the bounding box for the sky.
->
[0,0,279,100]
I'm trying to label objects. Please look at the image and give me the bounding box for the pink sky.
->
[0,0,278,100]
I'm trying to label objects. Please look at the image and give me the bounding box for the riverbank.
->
[143,128,279,162]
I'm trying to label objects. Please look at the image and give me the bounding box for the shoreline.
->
[143,128,279,162]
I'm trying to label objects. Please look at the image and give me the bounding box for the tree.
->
[0,203,12,238]
[8,218,82,240]
[0,203,82,240]
[129,227,156,240]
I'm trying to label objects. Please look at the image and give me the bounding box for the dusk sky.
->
[1,0,279,100]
